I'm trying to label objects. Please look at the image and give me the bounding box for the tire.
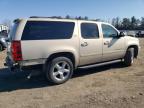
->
[45,57,74,84]
[124,48,134,66]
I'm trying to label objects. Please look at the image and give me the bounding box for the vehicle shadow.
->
[0,62,126,92]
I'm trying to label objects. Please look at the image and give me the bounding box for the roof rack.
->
[30,16,88,20]
[30,16,63,19]
[29,16,102,22]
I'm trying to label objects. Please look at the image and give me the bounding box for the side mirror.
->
[119,32,125,37]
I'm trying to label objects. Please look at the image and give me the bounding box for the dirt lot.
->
[0,38,144,108]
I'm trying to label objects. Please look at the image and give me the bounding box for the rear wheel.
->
[45,57,73,84]
[124,48,134,66]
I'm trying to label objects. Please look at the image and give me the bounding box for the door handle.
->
[104,41,110,45]
[81,42,88,47]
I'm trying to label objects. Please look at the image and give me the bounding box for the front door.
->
[79,22,103,65]
[101,24,125,61]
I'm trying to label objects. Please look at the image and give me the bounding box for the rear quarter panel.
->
[21,20,80,66]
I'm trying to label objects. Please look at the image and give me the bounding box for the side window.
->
[102,24,118,38]
[22,21,75,40]
[81,23,99,39]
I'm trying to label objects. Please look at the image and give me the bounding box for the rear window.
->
[22,21,75,40]
[9,23,19,41]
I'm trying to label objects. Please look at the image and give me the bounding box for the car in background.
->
[0,30,8,51]
[136,31,144,37]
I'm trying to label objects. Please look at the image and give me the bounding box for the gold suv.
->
[5,17,140,84]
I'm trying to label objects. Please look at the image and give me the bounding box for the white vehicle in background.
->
[0,30,8,51]
[0,25,9,51]
[0,25,9,34]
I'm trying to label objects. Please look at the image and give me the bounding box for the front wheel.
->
[45,57,74,84]
[124,48,134,66]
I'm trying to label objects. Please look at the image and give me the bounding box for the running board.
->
[78,59,122,69]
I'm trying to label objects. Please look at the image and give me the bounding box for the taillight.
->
[11,41,22,61]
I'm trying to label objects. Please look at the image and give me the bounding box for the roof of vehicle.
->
[14,16,107,24]
[29,16,99,21]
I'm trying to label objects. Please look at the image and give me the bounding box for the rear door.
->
[79,21,103,65]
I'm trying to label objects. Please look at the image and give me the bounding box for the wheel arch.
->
[45,52,77,69]
[127,45,139,58]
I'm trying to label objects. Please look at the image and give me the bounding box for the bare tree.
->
[84,16,88,20]
[140,17,144,29]
[65,15,70,19]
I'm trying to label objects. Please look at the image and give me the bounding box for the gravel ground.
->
[0,38,144,108]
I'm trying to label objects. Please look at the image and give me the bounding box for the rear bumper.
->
[5,57,43,72]
[4,56,20,72]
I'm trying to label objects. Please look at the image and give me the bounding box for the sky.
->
[0,0,144,23]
